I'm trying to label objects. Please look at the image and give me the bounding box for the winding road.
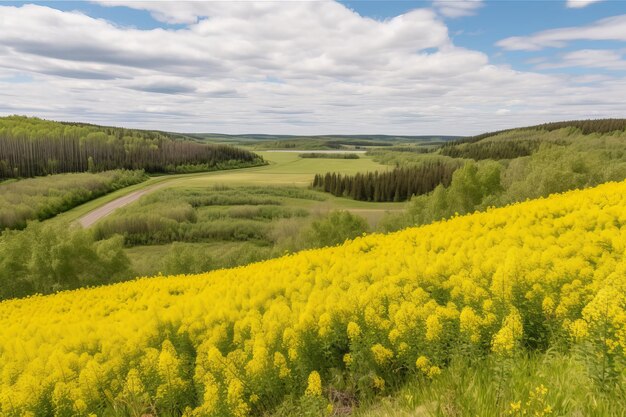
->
[77,184,165,227]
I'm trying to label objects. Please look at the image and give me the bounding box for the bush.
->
[306,211,369,248]
[0,221,131,300]
[0,170,147,230]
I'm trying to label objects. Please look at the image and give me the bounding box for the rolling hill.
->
[1,179,625,416]
[0,116,264,179]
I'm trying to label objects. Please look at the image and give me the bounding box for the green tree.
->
[306,211,369,248]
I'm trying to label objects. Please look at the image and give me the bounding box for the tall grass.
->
[355,351,626,417]
[93,187,319,245]
[0,170,146,230]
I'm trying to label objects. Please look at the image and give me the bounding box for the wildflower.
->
[371,344,394,365]
[425,314,442,341]
[427,366,441,378]
[372,376,385,390]
[569,319,588,342]
[343,353,353,367]
[227,379,249,417]
[347,322,361,341]
[305,371,322,397]
[415,356,430,373]
[492,309,523,354]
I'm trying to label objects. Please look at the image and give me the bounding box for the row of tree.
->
[312,162,458,202]
[299,152,360,159]
[0,116,263,178]
[440,139,543,160]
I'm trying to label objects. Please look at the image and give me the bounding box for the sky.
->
[0,0,625,135]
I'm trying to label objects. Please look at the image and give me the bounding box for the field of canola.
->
[1,181,626,416]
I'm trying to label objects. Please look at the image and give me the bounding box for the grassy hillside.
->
[0,170,147,230]
[0,116,264,178]
[1,180,625,416]
[324,122,626,233]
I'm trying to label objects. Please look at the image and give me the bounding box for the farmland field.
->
[58,150,400,224]
[70,151,402,277]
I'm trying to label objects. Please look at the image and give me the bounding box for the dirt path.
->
[77,183,165,227]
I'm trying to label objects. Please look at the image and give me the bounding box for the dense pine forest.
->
[312,161,459,201]
[0,116,264,178]
[441,138,543,160]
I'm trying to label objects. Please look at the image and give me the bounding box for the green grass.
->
[46,151,404,279]
[156,151,387,187]
[353,351,626,417]
[58,151,399,224]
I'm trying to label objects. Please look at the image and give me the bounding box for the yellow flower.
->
[460,306,481,343]
[347,322,362,341]
[510,400,521,411]
[425,314,443,341]
[492,308,523,355]
[569,319,588,342]
[427,366,441,378]
[542,297,555,315]
[227,379,249,417]
[372,376,385,390]
[305,371,322,397]
[415,356,430,372]
[371,344,394,365]
[343,353,353,367]
[273,352,291,379]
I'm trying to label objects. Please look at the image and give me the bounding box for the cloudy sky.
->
[0,0,625,135]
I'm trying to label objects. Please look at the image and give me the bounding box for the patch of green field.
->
[155,151,387,188]
[59,150,395,223]
[52,150,404,278]
[125,241,272,277]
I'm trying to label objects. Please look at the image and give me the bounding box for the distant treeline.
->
[299,153,360,159]
[441,139,543,160]
[0,116,263,178]
[455,119,626,145]
[312,161,458,202]
[372,146,433,154]
[255,139,393,150]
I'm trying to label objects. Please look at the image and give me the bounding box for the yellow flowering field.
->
[2,181,626,416]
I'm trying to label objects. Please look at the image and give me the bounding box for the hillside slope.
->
[1,181,626,416]
[0,116,263,178]
[440,118,626,161]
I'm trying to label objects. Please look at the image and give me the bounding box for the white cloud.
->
[566,0,605,8]
[432,0,484,18]
[498,15,626,51]
[538,49,626,70]
[0,2,624,134]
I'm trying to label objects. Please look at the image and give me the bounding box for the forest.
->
[440,138,544,160]
[0,116,264,178]
[378,125,626,231]
[312,160,460,202]
[453,118,626,145]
